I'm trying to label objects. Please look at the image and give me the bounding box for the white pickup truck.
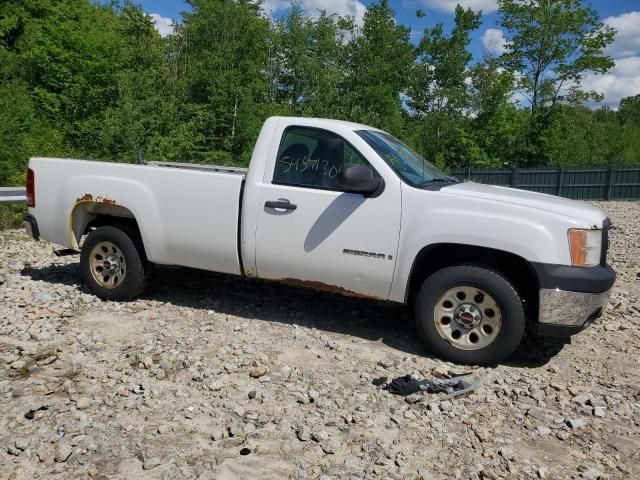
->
[24,116,615,364]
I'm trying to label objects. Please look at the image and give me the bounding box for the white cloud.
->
[149,13,174,38]
[582,56,640,108]
[603,11,640,59]
[261,0,367,25]
[418,0,498,14]
[481,28,507,55]
[578,11,640,108]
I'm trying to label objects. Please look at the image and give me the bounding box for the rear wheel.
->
[80,226,149,300]
[414,265,525,365]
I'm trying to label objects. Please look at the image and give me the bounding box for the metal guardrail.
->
[0,187,26,203]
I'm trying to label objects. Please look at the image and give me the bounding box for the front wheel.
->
[80,226,150,301]
[414,265,525,365]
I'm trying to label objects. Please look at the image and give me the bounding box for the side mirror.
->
[336,164,382,194]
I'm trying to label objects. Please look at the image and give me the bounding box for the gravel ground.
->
[0,200,638,480]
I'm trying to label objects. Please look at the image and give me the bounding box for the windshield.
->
[356,130,451,187]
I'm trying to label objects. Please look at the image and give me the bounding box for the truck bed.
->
[29,156,245,276]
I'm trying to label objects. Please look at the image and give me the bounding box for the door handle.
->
[265,199,297,211]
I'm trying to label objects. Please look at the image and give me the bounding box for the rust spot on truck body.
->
[69,194,119,248]
[76,194,117,205]
[277,278,381,300]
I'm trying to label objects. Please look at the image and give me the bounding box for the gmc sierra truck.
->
[23,116,615,364]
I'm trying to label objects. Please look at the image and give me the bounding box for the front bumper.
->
[531,262,616,336]
[23,214,39,240]
[536,288,612,336]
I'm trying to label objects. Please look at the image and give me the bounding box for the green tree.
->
[536,104,640,166]
[175,0,272,164]
[91,3,175,162]
[0,81,64,185]
[468,58,522,166]
[270,7,348,119]
[0,0,133,177]
[497,0,617,165]
[618,94,640,126]
[344,0,414,133]
[499,0,615,114]
[0,0,172,162]
[408,6,481,167]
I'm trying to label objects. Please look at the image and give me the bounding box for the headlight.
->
[568,229,602,266]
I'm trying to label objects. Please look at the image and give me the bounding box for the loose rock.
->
[55,444,73,463]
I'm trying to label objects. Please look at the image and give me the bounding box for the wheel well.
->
[87,216,141,236]
[70,202,143,253]
[406,244,539,322]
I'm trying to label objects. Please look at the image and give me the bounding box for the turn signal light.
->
[568,228,601,266]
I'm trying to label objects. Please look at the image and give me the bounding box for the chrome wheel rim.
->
[89,241,126,289]
[433,286,502,351]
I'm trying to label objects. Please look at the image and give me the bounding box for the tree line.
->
[2,0,640,188]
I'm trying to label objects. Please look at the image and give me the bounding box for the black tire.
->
[80,225,150,301]
[414,265,525,365]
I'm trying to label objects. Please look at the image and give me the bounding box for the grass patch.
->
[59,364,81,381]
[10,363,33,379]
[0,203,26,230]
[31,346,57,362]
[7,346,58,379]
[128,352,142,368]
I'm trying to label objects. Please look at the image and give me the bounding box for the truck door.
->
[254,126,401,299]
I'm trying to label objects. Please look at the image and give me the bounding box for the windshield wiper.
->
[418,176,459,187]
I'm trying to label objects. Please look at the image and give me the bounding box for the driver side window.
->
[274,127,369,190]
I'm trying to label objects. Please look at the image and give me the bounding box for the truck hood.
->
[442,181,606,227]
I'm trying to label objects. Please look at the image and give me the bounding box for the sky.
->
[140,0,640,108]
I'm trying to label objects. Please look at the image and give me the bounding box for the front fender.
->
[389,188,581,303]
